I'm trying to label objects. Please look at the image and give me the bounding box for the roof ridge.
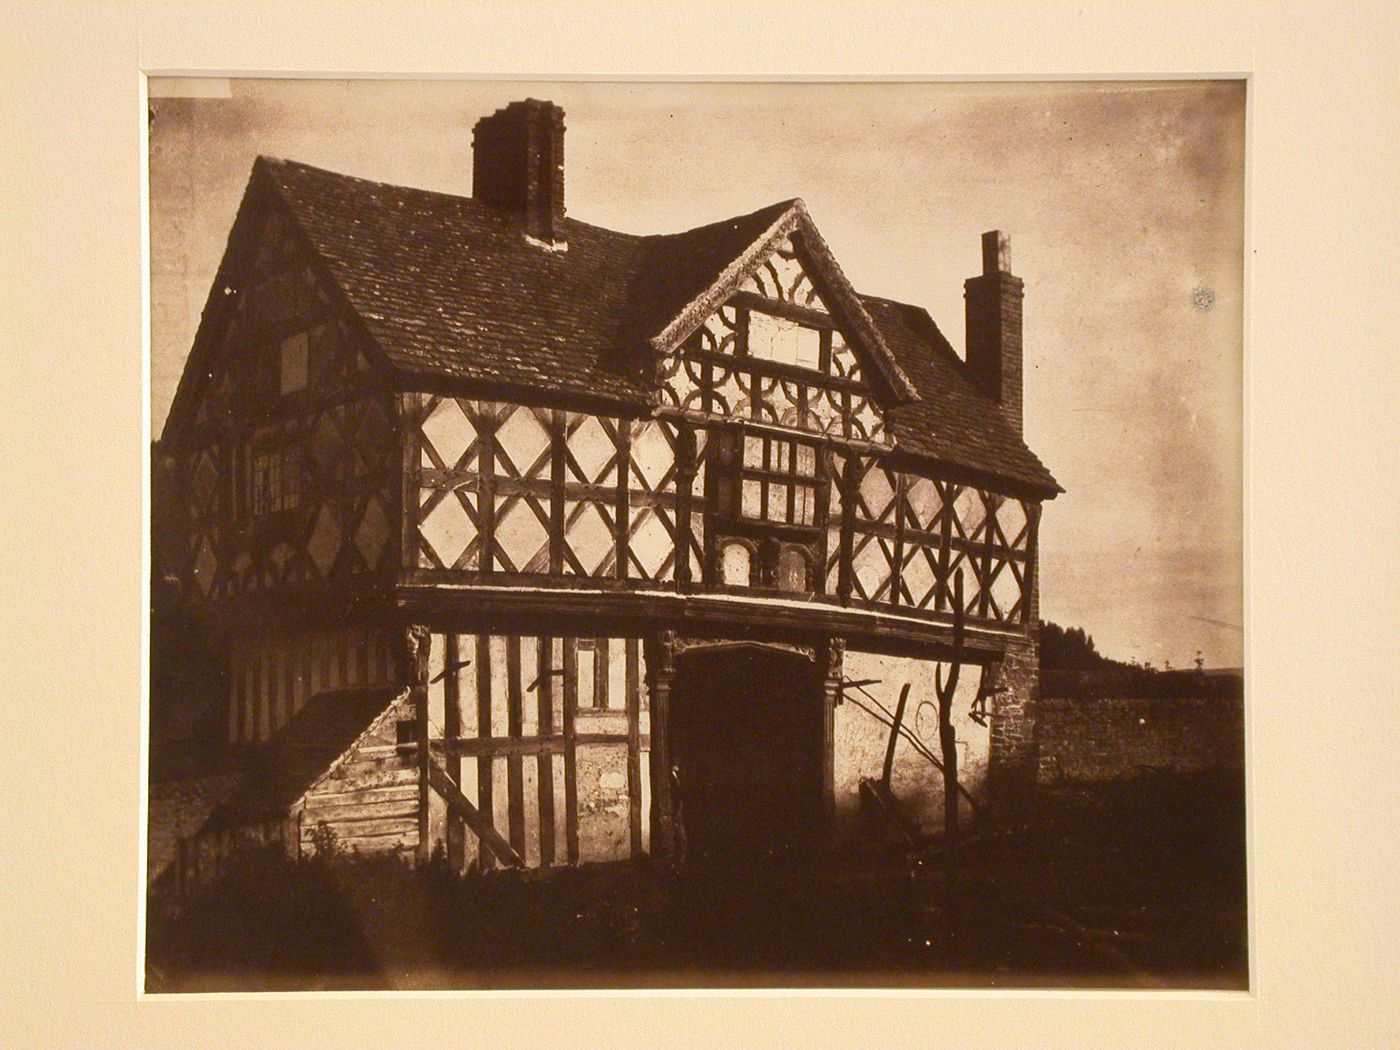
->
[261,156,807,246]
[173,155,1059,494]
[637,198,801,244]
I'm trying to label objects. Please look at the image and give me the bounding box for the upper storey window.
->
[714,431,820,528]
[278,331,309,394]
[234,433,304,522]
[745,309,823,370]
[250,444,302,516]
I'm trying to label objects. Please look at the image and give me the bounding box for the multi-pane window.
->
[731,432,819,526]
[248,444,302,517]
[709,429,821,594]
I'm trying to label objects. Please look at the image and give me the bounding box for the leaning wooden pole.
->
[882,683,912,792]
[936,570,966,841]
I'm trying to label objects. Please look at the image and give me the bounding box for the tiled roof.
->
[254,158,1060,494]
[861,296,1061,493]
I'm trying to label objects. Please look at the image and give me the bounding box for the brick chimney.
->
[472,99,566,245]
[964,230,1025,436]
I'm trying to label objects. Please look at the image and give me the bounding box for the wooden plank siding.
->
[284,630,651,870]
[298,721,419,857]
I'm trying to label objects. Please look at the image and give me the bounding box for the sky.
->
[148,78,1244,669]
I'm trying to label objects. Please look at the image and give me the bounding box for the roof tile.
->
[254,158,1059,493]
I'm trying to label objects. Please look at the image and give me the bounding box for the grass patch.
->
[146,769,1246,991]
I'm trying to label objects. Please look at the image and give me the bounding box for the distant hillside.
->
[1038,620,1242,700]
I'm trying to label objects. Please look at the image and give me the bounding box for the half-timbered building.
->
[156,98,1060,873]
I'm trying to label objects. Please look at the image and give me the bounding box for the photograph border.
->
[4,2,1396,1046]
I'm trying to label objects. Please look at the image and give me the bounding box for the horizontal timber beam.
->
[394,582,1027,660]
[422,732,644,758]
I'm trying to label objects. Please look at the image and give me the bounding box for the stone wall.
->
[1036,696,1244,783]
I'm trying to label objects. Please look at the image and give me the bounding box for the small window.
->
[279,332,309,394]
[396,720,419,747]
[720,542,752,586]
[246,442,303,518]
[777,546,810,593]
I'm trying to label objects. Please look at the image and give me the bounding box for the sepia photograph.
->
[144,78,1246,992]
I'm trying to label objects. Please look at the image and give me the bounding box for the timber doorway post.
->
[644,630,677,862]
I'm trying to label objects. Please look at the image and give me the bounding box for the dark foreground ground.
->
[145,769,1247,991]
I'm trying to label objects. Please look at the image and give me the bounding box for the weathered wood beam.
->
[536,636,556,867]
[403,625,431,864]
[644,630,675,861]
[729,289,837,330]
[937,571,967,841]
[427,731,642,757]
[477,404,497,573]
[562,636,580,865]
[394,584,1025,659]
[548,410,565,575]
[426,762,524,869]
[881,682,912,792]
[443,631,465,871]
[818,637,844,819]
[625,636,643,857]
[673,424,696,590]
[399,392,421,573]
[475,632,494,869]
[837,452,858,604]
[505,635,525,857]
[302,798,420,822]
[615,420,631,581]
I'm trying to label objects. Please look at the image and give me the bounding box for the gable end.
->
[648,201,919,406]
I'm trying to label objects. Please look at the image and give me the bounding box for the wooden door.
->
[670,644,823,867]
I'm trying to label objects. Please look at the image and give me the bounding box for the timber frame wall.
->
[404,391,1041,633]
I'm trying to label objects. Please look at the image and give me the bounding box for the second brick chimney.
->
[964,230,1025,437]
[472,99,566,246]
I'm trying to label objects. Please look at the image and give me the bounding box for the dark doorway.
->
[670,643,824,868]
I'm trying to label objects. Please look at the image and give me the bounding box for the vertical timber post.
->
[402,625,432,864]
[674,424,695,591]
[505,635,526,858]
[936,572,966,841]
[562,637,580,865]
[818,636,844,823]
[837,455,858,605]
[443,632,465,872]
[625,638,643,858]
[644,630,676,861]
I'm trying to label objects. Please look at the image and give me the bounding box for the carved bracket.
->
[670,636,817,662]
